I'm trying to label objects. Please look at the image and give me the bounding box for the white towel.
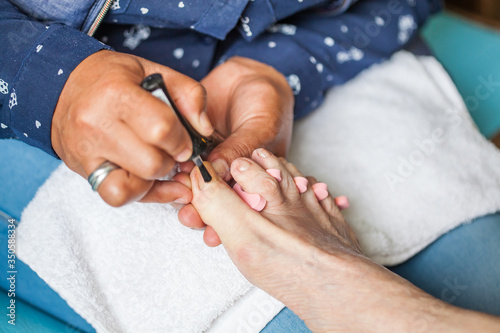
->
[17,51,500,332]
[288,51,500,265]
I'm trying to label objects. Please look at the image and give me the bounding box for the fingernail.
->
[174,197,189,204]
[199,112,213,133]
[176,147,192,162]
[257,148,270,158]
[212,159,229,179]
[236,159,250,172]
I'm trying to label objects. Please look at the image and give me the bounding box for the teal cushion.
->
[421,12,500,138]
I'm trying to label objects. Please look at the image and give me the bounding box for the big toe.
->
[190,162,261,247]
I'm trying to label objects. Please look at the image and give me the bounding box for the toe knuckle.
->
[261,177,280,195]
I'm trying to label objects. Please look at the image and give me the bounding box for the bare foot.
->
[190,149,496,333]
[189,148,367,330]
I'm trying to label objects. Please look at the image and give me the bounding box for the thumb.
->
[207,125,276,181]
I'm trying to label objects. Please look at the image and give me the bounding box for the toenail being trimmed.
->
[312,183,329,201]
[294,177,308,193]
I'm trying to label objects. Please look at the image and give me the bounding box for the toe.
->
[277,159,309,194]
[190,162,262,248]
[306,176,340,217]
[231,157,286,207]
[251,148,300,200]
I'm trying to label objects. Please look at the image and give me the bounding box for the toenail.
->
[257,148,270,158]
[236,159,251,171]
[312,182,329,201]
[266,169,282,181]
[294,177,308,193]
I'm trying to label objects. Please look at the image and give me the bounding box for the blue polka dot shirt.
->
[0,0,442,158]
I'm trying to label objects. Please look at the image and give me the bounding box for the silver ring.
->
[88,161,121,191]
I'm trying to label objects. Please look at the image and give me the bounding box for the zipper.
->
[86,0,114,36]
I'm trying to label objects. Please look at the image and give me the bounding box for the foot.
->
[188,149,374,331]
[190,149,500,333]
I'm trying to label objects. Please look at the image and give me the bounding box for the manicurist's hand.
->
[177,57,294,243]
[52,50,214,207]
[189,150,500,333]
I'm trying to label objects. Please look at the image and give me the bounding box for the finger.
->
[179,160,195,174]
[178,204,206,229]
[141,59,214,137]
[203,226,222,247]
[138,180,192,204]
[85,160,155,207]
[119,84,193,162]
[190,162,266,248]
[101,121,177,180]
[207,123,270,181]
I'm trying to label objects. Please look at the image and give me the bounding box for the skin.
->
[177,56,294,244]
[52,52,293,215]
[189,148,500,333]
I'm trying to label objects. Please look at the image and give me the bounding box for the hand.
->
[51,50,214,207]
[177,57,294,244]
[189,150,500,333]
